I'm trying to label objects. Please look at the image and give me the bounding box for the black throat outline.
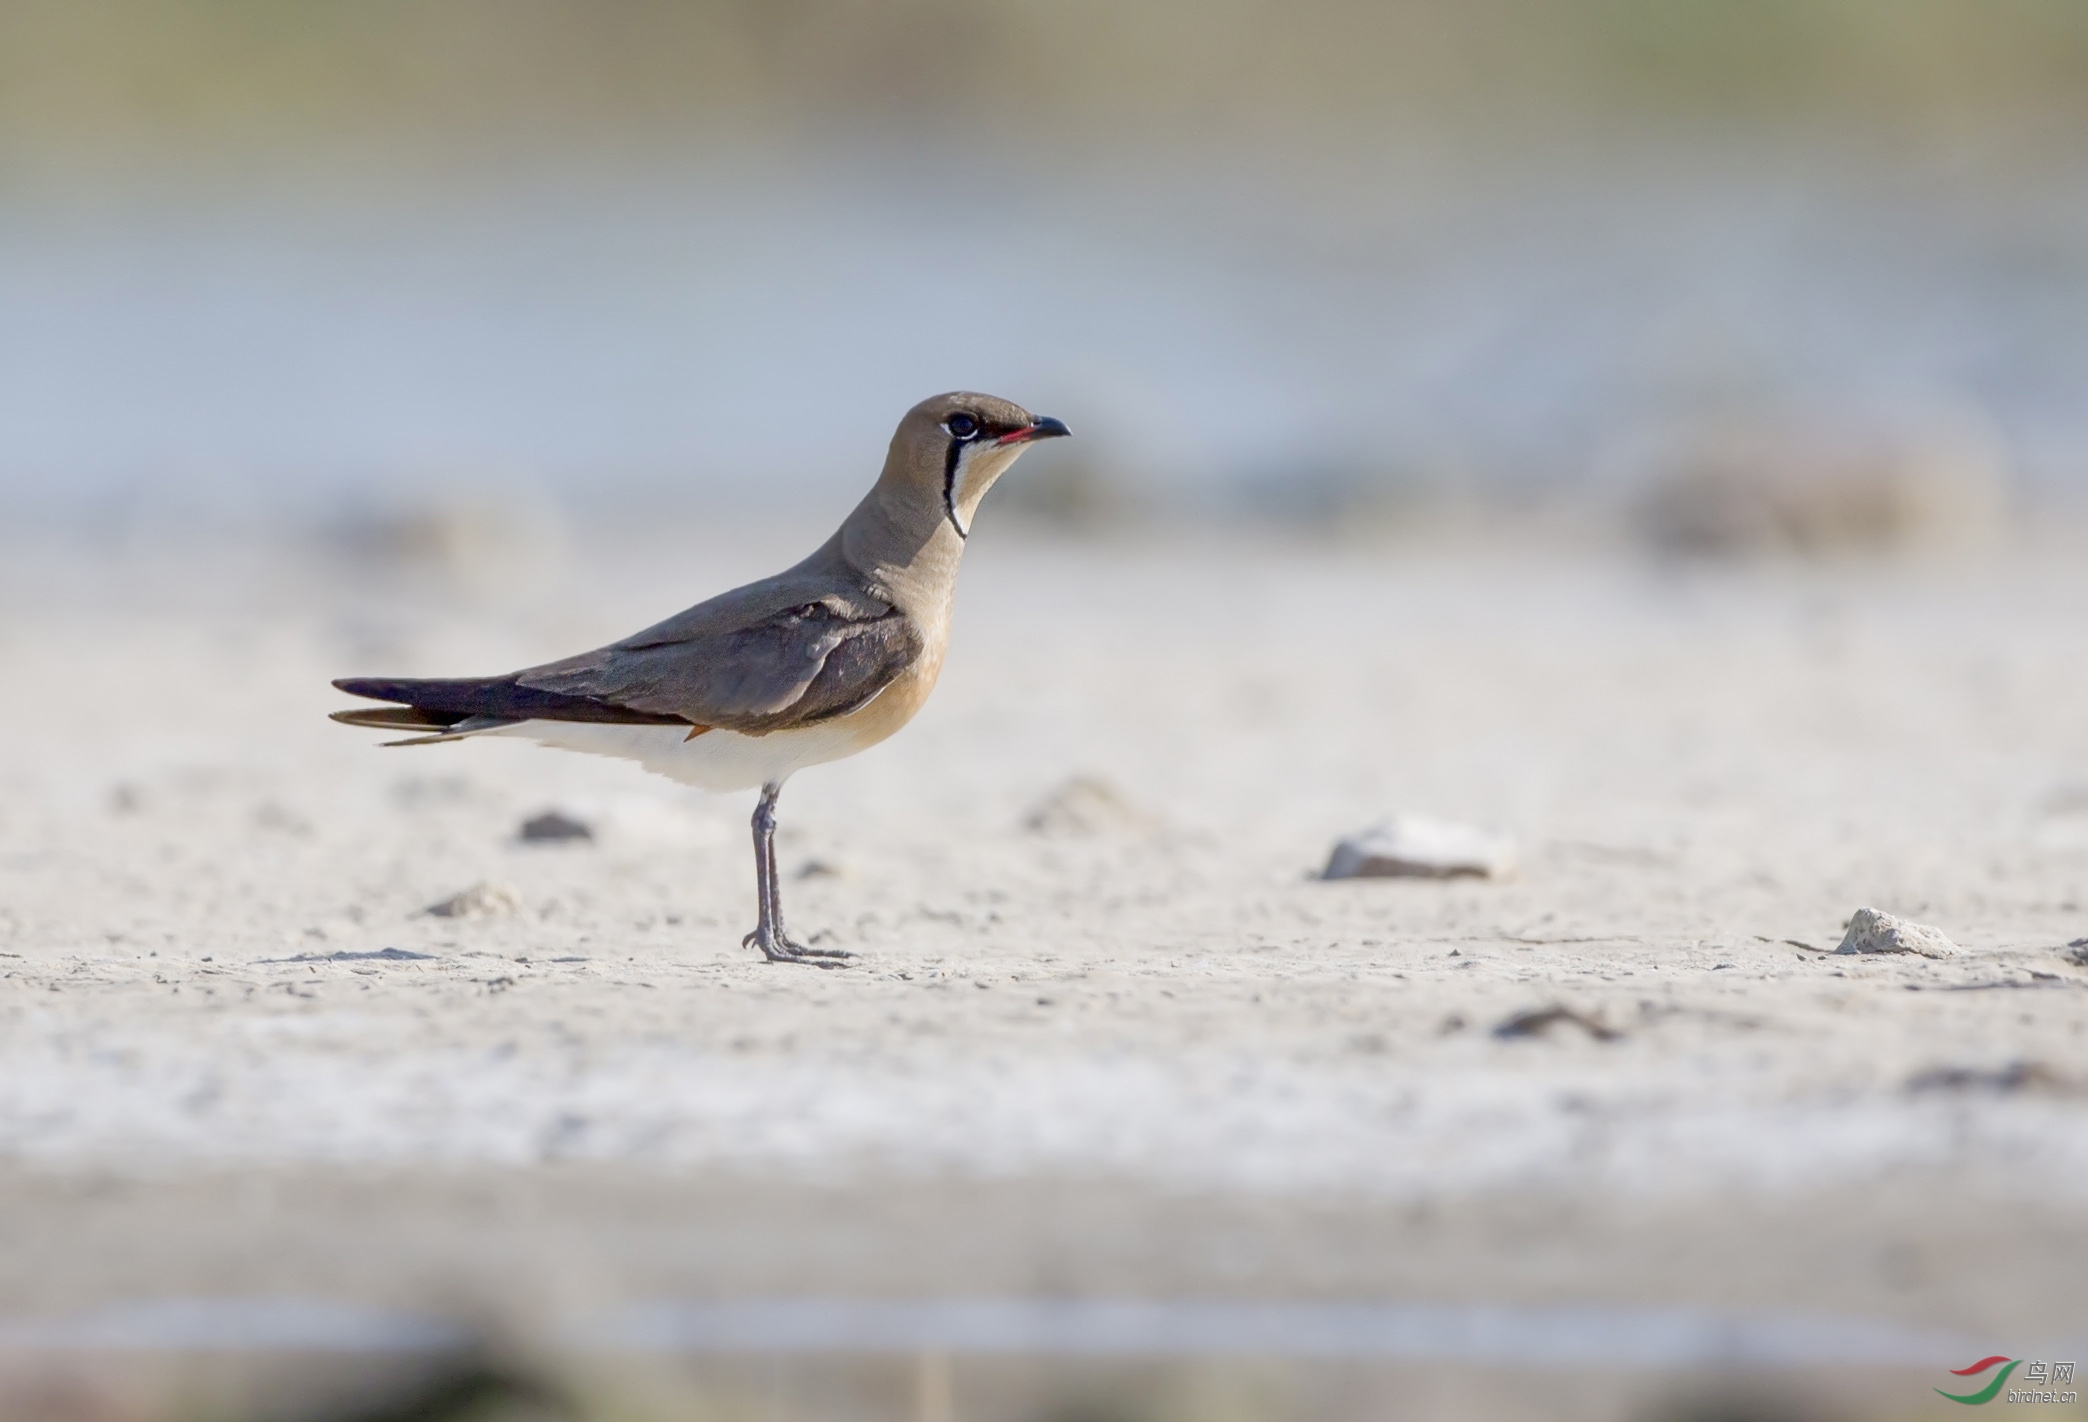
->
[942,436,970,540]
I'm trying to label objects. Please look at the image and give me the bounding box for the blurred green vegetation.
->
[4,0,2087,170]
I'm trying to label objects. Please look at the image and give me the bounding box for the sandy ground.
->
[2,516,2086,1416]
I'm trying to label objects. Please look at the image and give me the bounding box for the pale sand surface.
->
[1,520,2086,1375]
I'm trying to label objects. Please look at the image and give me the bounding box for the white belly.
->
[486,719,872,792]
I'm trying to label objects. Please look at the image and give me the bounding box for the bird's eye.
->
[945,413,979,440]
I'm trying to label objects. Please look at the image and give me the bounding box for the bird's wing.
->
[515,595,923,734]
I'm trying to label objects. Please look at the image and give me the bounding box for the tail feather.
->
[379,715,521,747]
[329,706,449,732]
[330,705,521,745]
[330,674,690,730]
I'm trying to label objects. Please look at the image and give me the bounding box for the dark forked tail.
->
[330,675,691,745]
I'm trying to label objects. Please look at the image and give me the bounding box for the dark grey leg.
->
[741,780,852,966]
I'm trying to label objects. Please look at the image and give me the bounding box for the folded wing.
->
[333,596,922,740]
[521,598,921,733]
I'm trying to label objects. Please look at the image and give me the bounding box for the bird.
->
[330,392,1070,966]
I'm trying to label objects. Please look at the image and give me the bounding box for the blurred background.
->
[3,0,2085,540]
[5,5,2088,1421]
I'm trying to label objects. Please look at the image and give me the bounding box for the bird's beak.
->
[995,415,1071,446]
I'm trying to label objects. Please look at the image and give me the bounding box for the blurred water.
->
[2,149,2084,523]
[582,1297,1979,1368]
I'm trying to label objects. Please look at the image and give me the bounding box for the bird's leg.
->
[741,781,802,964]
[764,783,853,960]
[741,780,851,965]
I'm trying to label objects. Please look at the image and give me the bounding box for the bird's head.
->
[882,391,1071,541]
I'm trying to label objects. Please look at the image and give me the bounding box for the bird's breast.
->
[831,631,944,753]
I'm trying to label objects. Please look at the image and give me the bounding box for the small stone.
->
[1023,776,1159,837]
[519,810,593,844]
[425,881,524,918]
[1834,907,1957,958]
[1322,817,1516,881]
[1492,1006,1619,1042]
[1907,1061,2077,1096]
[796,859,846,879]
[2064,938,2088,967]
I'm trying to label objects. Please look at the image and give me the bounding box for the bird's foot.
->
[742,927,854,967]
[775,922,854,959]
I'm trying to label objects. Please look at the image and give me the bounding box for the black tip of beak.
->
[994,415,1072,447]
